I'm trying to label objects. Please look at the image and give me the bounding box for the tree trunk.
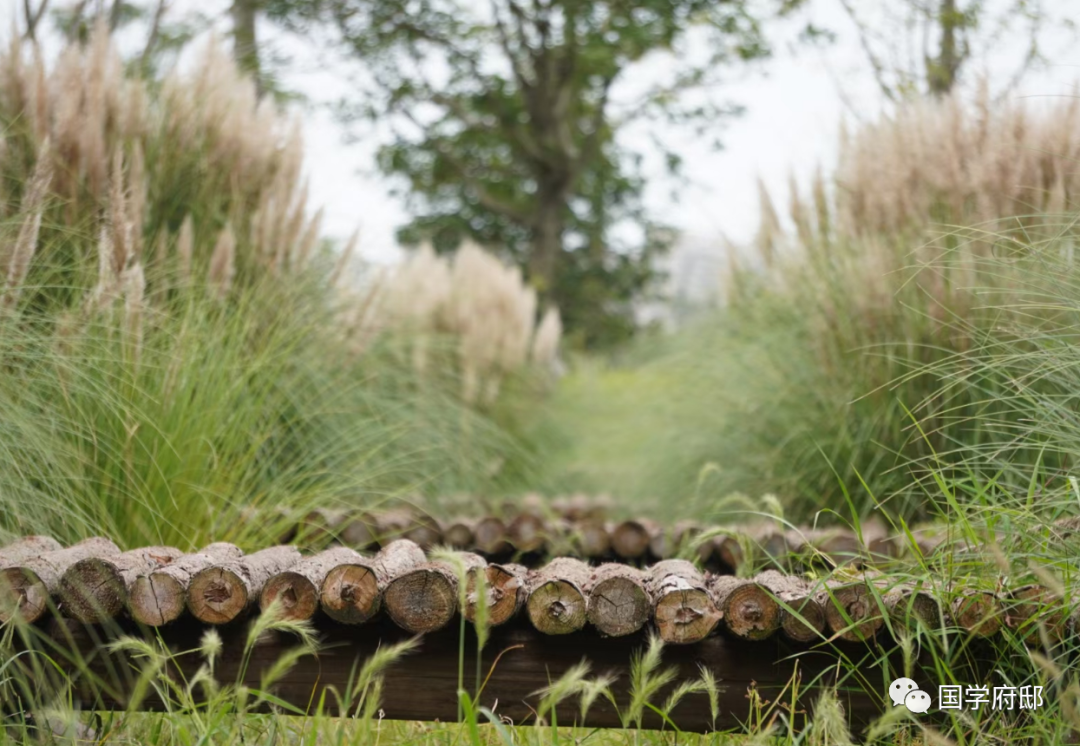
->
[529,189,564,295]
[260,546,364,622]
[929,0,961,96]
[525,557,589,635]
[188,545,300,625]
[320,539,425,624]
[646,559,719,644]
[586,563,651,637]
[0,537,120,623]
[384,553,486,634]
[231,0,262,97]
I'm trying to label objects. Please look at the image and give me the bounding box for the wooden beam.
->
[18,616,899,733]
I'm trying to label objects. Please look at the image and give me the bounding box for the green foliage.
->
[270,0,796,347]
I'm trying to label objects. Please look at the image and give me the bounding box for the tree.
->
[272,0,797,347]
[838,0,1076,101]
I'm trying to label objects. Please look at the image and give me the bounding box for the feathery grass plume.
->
[176,214,194,284]
[624,633,677,728]
[330,229,360,289]
[107,149,131,280]
[208,223,236,301]
[87,223,120,313]
[121,262,145,365]
[805,690,855,746]
[127,143,146,261]
[1,139,52,310]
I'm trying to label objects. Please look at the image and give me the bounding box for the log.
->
[882,583,941,633]
[402,511,443,550]
[585,563,651,637]
[320,539,426,625]
[573,519,610,559]
[443,519,475,550]
[339,512,378,551]
[296,508,344,547]
[951,590,1002,637]
[59,546,182,623]
[465,562,528,627]
[0,536,63,564]
[129,543,244,626]
[526,557,590,635]
[384,553,486,634]
[752,526,791,563]
[507,512,547,553]
[710,575,781,641]
[646,559,720,644]
[1005,585,1069,644]
[756,569,825,643]
[260,546,364,622]
[472,517,511,555]
[0,537,120,623]
[821,581,883,642]
[712,533,744,572]
[610,520,654,561]
[187,546,301,625]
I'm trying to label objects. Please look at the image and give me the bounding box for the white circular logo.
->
[889,677,932,713]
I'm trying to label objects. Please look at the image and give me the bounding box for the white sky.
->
[14,1,1080,275]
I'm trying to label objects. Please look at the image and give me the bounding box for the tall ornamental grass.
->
[0,26,548,550]
[549,88,1080,521]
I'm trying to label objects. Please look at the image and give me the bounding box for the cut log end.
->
[653,588,719,644]
[823,584,882,642]
[384,567,457,634]
[320,564,380,624]
[587,573,650,637]
[780,597,826,643]
[1005,586,1067,643]
[465,564,526,627]
[189,568,248,625]
[0,568,47,623]
[129,573,184,627]
[261,572,319,622]
[713,579,780,641]
[58,559,126,623]
[952,592,1002,637]
[611,521,651,560]
[526,579,587,635]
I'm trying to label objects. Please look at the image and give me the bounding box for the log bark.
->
[384,553,486,634]
[526,557,590,635]
[951,590,1002,637]
[507,512,547,553]
[647,559,720,644]
[129,543,244,627]
[586,563,651,637]
[610,520,654,561]
[0,537,120,623]
[820,581,883,642]
[188,546,301,625]
[320,539,426,625]
[573,519,610,559]
[59,546,182,623]
[0,536,63,564]
[465,562,528,627]
[260,547,364,622]
[709,575,781,641]
[472,517,511,555]
[1005,585,1069,644]
[756,569,825,643]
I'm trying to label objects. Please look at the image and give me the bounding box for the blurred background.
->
[1,0,1080,548]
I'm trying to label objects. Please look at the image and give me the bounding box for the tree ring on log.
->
[384,567,457,634]
[321,564,380,624]
[0,568,47,622]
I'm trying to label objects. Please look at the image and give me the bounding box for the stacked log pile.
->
[0,535,1069,646]
[277,498,969,571]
